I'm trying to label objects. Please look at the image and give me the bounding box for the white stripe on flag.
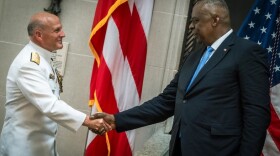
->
[86,0,154,154]
[86,105,98,148]
[263,131,280,156]
[135,0,154,38]
[102,17,139,150]
[271,84,280,117]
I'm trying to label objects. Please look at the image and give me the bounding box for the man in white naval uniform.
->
[0,12,109,156]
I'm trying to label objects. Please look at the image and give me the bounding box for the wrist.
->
[82,115,90,127]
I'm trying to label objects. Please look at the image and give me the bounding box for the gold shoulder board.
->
[30,52,40,65]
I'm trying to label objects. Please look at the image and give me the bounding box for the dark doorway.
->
[227,0,255,30]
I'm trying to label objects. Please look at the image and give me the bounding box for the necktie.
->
[186,46,214,91]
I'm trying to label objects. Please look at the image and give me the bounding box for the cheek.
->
[194,24,204,36]
[197,24,211,35]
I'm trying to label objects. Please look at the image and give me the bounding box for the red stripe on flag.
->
[86,135,108,156]
[87,56,132,156]
[107,131,132,156]
[87,0,152,155]
[95,57,119,114]
[86,131,131,156]
[89,21,107,102]
[89,61,98,102]
[90,22,107,59]
[92,0,116,29]
[268,103,280,151]
[112,3,147,97]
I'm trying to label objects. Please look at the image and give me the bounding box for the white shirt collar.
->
[211,29,233,51]
[29,41,54,63]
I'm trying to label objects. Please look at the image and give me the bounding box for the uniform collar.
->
[29,41,55,63]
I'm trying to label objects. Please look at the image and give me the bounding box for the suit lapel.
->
[181,46,205,90]
[186,33,236,93]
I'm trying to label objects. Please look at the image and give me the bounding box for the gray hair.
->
[195,0,231,26]
[195,0,229,11]
[27,19,44,36]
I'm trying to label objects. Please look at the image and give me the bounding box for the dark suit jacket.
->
[115,33,271,156]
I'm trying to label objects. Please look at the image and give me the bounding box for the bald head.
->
[195,0,231,27]
[189,0,231,45]
[27,12,59,36]
[27,12,65,52]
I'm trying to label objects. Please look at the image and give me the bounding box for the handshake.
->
[84,112,116,135]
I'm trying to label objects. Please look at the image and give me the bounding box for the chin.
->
[195,37,202,44]
[57,45,63,49]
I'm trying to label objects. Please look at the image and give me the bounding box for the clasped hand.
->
[89,112,116,135]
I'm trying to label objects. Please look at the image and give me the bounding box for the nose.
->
[189,22,194,30]
[60,30,66,38]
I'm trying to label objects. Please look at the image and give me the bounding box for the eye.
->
[53,27,62,33]
[190,18,199,24]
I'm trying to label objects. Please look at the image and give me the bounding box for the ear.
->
[34,29,43,40]
[212,15,220,27]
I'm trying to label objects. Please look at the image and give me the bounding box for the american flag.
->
[85,0,154,155]
[238,0,280,155]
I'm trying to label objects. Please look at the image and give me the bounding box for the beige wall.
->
[0,0,190,155]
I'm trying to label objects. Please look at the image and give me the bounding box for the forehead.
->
[45,17,62,29]
[191,3,210,18]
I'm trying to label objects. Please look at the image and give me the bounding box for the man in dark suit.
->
[92,0,271,155]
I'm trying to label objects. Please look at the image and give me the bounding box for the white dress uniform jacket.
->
[0,41,86,156]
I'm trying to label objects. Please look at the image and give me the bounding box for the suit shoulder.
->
[30,52,40,65]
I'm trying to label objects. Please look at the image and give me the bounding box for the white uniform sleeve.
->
[16,62,86,132]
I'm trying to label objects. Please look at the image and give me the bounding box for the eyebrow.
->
[190,17,199,21]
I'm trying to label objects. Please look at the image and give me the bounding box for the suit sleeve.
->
[114,71,180,132]
[16,62,86,132]
[238,43,271,155]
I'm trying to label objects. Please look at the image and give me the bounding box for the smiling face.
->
[40,16,65,52]
[29,12,65,52]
